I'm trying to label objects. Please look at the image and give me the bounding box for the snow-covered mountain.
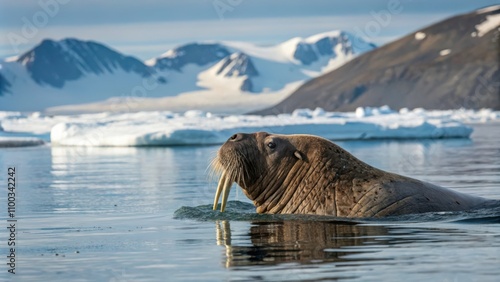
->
[147,43,231,71]
[18,38,159,88]
[0,31,375,113]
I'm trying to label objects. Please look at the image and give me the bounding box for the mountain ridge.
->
[16,38,159,88]
[0,30,375,112]
[254,6,500,114]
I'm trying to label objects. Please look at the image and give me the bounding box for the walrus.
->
[211,132,499,218]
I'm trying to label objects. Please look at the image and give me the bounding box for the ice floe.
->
[0,137,45,147]
[0,107,499,147]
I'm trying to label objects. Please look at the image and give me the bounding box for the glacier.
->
[1,107,499,147]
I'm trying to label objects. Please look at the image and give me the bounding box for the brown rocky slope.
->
[255,6,500,114]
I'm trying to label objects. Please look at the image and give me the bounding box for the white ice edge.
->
[1,106,499,147]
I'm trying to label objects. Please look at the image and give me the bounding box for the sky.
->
[1,0,499,60]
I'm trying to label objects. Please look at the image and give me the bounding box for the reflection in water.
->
[214,218,500,282]
[215,220,389,268]
[338,139,473,178]
[1,124,499,281]
[46,146,216,214]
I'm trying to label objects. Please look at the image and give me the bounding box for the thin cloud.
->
[0,13,447,59]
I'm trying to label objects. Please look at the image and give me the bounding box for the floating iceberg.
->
[0,119,45,147]
[0,107,498,147]
[0,136,45,147]
[47,107,485,146]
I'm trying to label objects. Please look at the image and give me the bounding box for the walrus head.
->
[212,132,304,213]
[211,132,363,215]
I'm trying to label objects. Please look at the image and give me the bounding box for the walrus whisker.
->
[206,157,219,177]
[213,171,227,210]
[207,158,219,183]
[237,150,253,187]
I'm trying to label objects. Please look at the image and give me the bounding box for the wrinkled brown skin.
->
[216,132,498,218]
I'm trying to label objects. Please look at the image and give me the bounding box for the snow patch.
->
[144,58,157,66]
[223,39,299,63]
[476,5,500,14]
[158,49,178,59]
[304,31,342,43]
[439,49,451,56]
[320,44,354,73]
[4,56,19,62]
[475,14,500,37]
[415,32,426,40]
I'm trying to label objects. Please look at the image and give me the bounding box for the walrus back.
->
[367,178,492,217]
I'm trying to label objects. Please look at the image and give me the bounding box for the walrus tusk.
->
[213,172,227,210]
[220,176,233,212]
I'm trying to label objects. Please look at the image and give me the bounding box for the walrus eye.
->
[267,142,276,149]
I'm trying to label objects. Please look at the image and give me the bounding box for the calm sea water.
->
[1,123,499,281]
